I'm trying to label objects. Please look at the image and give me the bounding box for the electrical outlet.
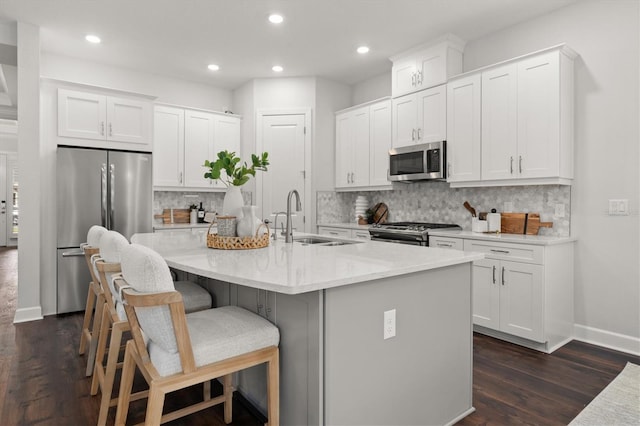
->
[383,309,396,340]
[609,199,629,216]
[504,202,514,212]
[555,203,565,218]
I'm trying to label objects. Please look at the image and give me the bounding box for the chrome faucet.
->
[285,189,302,243]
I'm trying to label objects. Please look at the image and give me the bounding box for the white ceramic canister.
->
[487,211,501,232]
[236,205,262,237]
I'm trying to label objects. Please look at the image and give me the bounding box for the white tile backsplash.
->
[317,182,571,236]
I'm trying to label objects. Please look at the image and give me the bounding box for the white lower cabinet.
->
[430,235,574,353]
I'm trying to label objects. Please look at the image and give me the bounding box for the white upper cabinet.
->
[392,84,446,148]
[390,35,464,98]
[481,63,518,180]
[447,44,577,188]
[153,104,241,190]
[446,74,481,183]
[153,106,184,187]
[335,98,392,190]
[58,88,152,151]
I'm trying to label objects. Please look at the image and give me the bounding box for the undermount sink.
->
[293,236,361,246]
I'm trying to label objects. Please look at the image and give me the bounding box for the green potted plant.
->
[203,150,269,217]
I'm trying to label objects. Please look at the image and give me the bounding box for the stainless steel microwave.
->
[388,141,446,182]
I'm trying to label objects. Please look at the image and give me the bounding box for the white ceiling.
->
[0,0,578,90]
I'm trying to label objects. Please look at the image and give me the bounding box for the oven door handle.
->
[370,236,424,246]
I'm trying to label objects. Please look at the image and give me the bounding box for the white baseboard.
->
[13,306,43,323]
[574,324,640,356]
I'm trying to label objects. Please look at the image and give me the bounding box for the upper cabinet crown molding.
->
[154,101,242,119]
[390,33,465,98]
[42,77,157,100]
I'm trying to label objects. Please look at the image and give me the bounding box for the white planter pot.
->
[222,186,244,218]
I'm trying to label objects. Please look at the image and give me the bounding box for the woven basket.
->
[207,222,270,250]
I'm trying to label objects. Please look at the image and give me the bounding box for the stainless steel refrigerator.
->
[56,146,152,314]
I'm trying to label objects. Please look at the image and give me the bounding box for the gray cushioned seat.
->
[174,281,212,313]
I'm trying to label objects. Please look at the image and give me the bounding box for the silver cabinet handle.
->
[490,249,510,254]
[448,162,452,177]
[351,172,355,183]
[179,171,183,184]
[411,72,417,87]
[329,231,339,236]
[100,122,105,136]
[417,128,422,140]
[519,155,523,173]
[417,70,423,85]
[492,265,496,284]
[510,156,514,174]
[412,129,416,141]
[437,242,453,248]
[502,266,506,285]
[109,122,113,137]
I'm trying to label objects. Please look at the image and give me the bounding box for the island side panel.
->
[324,263,473,425]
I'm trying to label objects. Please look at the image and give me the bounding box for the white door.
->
[106,96,151,146]
[351,108,370,187]
[471,258,500,330]
[447,74,481,182]
[213,115,241,189]
[392,93,417,147]
[259,114,306,233]
[153,106,184,187]
[335,111,353,188]
[499,261,544,342]
[369,100,392,187]
[417,84,447,143]
[57,89,106,141]
[481,64,518,180]
[184,110,215,188]
[0,154,6,246]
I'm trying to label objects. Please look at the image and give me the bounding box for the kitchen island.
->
[131,231,483,425]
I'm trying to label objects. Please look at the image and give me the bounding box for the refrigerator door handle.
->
[101,163,107,227]
[62,248,85,257]
[109,163,115,230]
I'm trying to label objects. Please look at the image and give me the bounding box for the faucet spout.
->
[285,189,302,243]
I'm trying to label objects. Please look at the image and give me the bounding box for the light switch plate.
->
[609,199,629,215]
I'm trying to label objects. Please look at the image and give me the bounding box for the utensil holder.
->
[472,218,488,233]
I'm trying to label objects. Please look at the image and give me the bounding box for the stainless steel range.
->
[369,222,462,246]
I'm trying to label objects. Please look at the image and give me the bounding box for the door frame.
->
[255,108,312,233]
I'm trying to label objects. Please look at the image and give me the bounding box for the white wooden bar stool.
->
[90,231,214,426]
[79,225,108,376]
[114,244,280,426]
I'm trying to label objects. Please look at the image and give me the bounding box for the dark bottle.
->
[197,202,205,223]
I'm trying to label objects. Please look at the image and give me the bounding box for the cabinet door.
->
[391,57,418,98]
[335,112,353,187]
[106,96,151,146]
[351,108,370,186]
[58,89,106,141]
[499,260,544,342]
[153,106,184,187]
[392,94,417,148]
[447,75,481,182]
[369,100,391,187]
[352,229,371,240]
[471,258,501,330]
[184,110,214,188]
[317,226,350,238]
[517,51,560,179]
[416,45,447,90]
[417,84,446,143]
[213,115,241,189]
[481,64,518,180]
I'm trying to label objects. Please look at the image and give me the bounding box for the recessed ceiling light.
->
[357,46,370,54]
[272,65,284,72]
[85,34,101,44]
[268,14,284,24]
[207,64,220,71]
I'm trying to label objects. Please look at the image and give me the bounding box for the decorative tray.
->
[206,222,270,250]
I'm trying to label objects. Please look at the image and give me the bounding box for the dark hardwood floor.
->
[0,246,638,425]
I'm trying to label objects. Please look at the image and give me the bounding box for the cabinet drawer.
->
[317,227,351,238]
[430,237,463,250]
[463,240,543,264]
[352,230,371,240]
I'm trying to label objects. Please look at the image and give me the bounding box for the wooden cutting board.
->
[372,202,388,224]
[154,208,192,224]
[501,213,553,235]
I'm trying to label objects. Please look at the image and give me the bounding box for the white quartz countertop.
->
[131,232,483,295]
[429,230,576,246]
